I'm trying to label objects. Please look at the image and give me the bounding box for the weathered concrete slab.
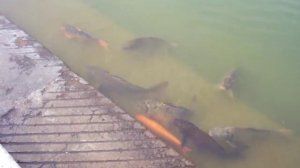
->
[0,15,194,167]
[0,16,62,117]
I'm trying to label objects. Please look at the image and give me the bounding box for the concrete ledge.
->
[0,15,194,167]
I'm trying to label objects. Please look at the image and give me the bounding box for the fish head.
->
[208,127,235,141]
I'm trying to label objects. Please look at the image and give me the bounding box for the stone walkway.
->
[0,15,194,168]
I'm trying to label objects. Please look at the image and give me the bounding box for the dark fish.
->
[173,118,227,156]
[219,69,238,91]
[209,126,292,150]
[85,66,168,100]
[61,24,108,48]
[122,37,175,55]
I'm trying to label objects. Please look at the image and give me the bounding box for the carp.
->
[61,24,108,49]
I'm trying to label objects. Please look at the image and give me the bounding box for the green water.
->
[85,0,300,133]
[0,0,299,167]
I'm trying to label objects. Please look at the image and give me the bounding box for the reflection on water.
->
[0,0,299,167]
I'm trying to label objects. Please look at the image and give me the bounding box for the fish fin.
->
[180,133,188,148]
[144,81,169,99]
[147,81,168,92]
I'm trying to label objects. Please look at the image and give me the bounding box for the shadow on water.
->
[1,0,300,167]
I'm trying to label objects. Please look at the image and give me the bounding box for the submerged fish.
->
[219,69,238,91]
[85,66,168,100]
[135,114,191,153]
[209,126,292,150]
[173,118,228,157]
[61,24,108,49]
[122,37,175,55]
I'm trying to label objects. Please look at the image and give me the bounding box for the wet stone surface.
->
[0,15,194,167]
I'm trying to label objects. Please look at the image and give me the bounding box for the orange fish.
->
[61,24,109,49]
[135,114,191,154]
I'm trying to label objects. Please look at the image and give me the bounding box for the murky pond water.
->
[1,0,299,167]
